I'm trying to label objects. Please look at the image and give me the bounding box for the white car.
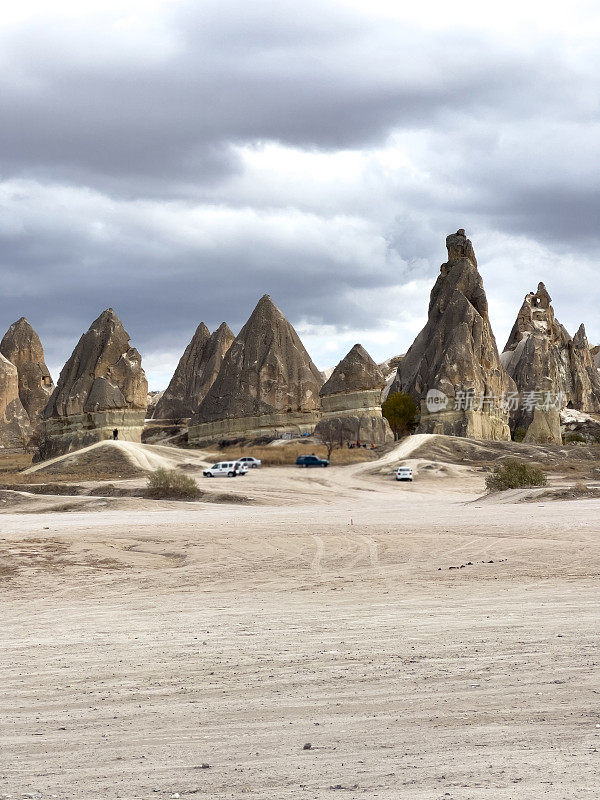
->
[395,466,413,482]
[203,461,248,478]
[237,456,261,468]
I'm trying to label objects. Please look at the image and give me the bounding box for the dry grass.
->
[208,442,378,466]
[0,451,33,473]
[525,482,600,502]
[0,469,136,485]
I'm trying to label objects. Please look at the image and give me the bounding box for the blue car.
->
[296,455,329,468]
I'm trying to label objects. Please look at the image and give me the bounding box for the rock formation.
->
[391,229,514,440]
[523,407,562,445]
[0,317,54,424]
[592,345,600,370]
[152,322,234,421]
[0,354,31,447]
[380,354,405,401]
[189,295,323,442]
[37,308,147,460]
[314,344,393,446]
[569,324,600,412]
[501,283,600,429]
[146,390,164,417]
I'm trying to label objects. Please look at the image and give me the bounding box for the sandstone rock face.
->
[592,345,600,370]
[146,390,164,417]
[391,230,514,440]
[152,322,234,421]
[501,284,600,427]
[314,344,393,445]
[0,317,54,424]
[0,354,31,447]
[523,407,562,444]
[569,324,600,412]
[38,309,147,460]
[189,295,323,442]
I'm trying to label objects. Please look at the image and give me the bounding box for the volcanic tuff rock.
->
[0,354,31,447]
[501,284,600,428]
[523,407,562,445]
[569,324,600,411]
[391,230,514,440]
[37,309,147,460]
[189,295,323,441]
[0,317,54,424]
[314,344,393,445]
[320,344,385,397]
[152,322,234,421]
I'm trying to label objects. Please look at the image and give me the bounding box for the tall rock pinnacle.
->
[37,309,147,460]
[189,295,323,441]
[152,322,234,421]
[0,317,54,424]
[392,229,514,440]
[501,284,600,428]
[0,353,31,447]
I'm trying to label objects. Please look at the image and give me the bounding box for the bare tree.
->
[318,419,345,460]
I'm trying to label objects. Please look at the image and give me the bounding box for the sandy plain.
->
[1,436,599,799]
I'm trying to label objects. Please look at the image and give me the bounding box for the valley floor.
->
[1,441,599,799]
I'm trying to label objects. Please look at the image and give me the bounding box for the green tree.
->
[382,392,419,440]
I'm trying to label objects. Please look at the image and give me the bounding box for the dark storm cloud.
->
[0,1,588,197]
[1,0,599,382]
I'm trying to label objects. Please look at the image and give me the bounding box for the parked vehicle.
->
[296,455,329,468]
[395,466,413,482]
[237,456,261,468]
[203,461,248,478]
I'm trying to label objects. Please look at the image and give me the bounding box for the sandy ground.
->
[1,438,600,799]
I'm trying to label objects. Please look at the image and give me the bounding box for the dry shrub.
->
[209,442,376,466]
[485,459,547,492]
[146,468,200,500]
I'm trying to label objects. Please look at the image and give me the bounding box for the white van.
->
[203,461,248,478]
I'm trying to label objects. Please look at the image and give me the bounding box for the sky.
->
[1,0,599,389]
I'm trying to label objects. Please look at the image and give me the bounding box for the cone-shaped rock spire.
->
[152,322,234,421]
[315,343,393,445]
[189,295,323,440]
[37,309,147,460]
[44,309,147,418]
[501,284,600,428]
[0,317,54,424]
[320,344,386,397]
[392,229,514,440]
[0,353,31,447]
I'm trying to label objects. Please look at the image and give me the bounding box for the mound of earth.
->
[405,433,600,474]
[23,440,182,479]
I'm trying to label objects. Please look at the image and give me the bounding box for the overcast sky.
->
[1,0,599,389]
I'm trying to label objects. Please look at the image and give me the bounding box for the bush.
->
[382,392,419,439]
[146,468,200,500]
[485,459,547,492]
[565,432,586,443]
[512,426,527,442]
